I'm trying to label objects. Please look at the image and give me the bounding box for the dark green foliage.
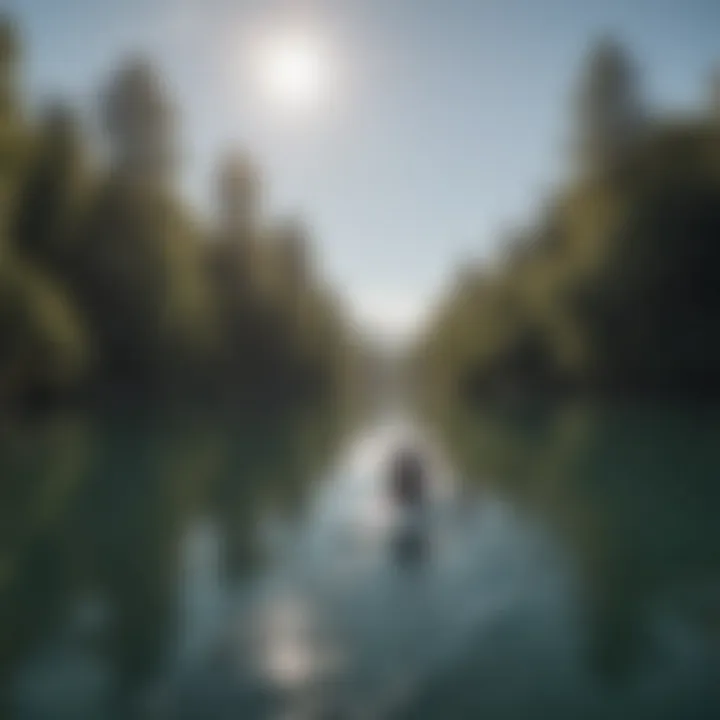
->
[418,39,720,402]
[13,104,88,270]
[0,15,20,124]
[574,37,645,175]
[0,22,349,411]
[0,254,88,404]
[102,58,175,184]
[73,178,212,397]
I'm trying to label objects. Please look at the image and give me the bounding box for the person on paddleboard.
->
[388,445,427,507]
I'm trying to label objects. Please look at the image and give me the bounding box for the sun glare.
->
[252,30,332,115]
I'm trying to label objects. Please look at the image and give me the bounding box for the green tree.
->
[0,255,87,403]
[574,37,645,176]
[71,58,211,399]
[103,58,174,186]
[13,103,89,271]
[0,16,28,246]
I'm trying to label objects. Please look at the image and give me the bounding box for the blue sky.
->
[8,0,720,336]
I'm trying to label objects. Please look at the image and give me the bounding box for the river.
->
[2,402,720,719]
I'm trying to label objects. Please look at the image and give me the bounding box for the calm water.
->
[2,403,720,719]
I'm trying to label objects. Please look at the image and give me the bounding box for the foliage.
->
[0,17,350,411]
[416,38,720,401]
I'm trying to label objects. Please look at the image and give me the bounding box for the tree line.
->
[0,16,354,412]
[416,38,720,402]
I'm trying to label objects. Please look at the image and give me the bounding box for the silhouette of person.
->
[387,445,430,567]
[389,446,427,507]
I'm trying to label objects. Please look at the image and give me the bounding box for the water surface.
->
[2,403,720,719]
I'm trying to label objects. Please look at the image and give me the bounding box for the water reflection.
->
[177,518,227,667]
[1,403,720,718]
[420,401,720,718]
[161,417,571,719]
[390,514,430,569]
[1,406,341,718]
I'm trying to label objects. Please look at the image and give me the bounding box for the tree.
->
[0,15,19,123]
[67,58,212,399]
[217,151,261,239]
[0,254,88,404]
[0,16,27,247]
[13,103,88,270]
[574,37,645,175]
[0,19,351,411]
[709,65,720,119]
[273,216,310,296]
[103,58,174,186]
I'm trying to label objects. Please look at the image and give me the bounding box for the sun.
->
[253,30,332,115]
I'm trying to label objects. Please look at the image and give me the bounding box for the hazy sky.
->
[9,0,720,336]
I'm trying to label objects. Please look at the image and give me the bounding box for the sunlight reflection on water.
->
[163,417,575,719]
[9,409,720,719]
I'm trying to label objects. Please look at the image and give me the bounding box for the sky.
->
[8,0,720,338]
